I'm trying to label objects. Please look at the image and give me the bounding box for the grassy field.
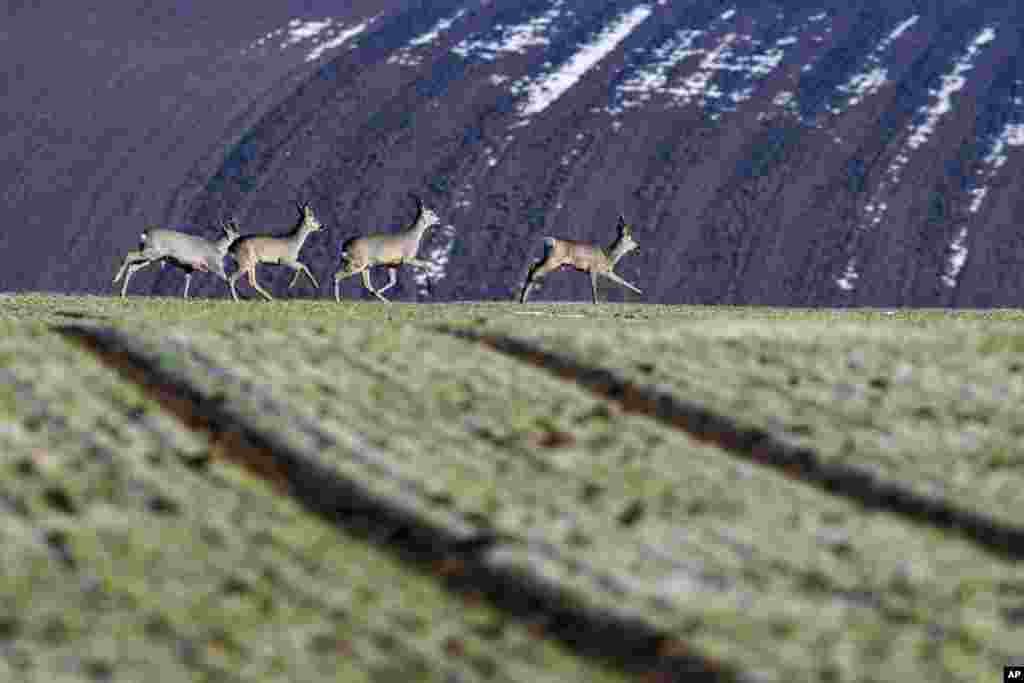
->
[2,293,1024,682]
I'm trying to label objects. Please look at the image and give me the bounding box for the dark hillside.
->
[5,0,1024,305]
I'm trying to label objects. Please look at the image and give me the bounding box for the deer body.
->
[520,215,641,304]
[333,195,441,302]
[113,220,240,298]
[228,203,323,301]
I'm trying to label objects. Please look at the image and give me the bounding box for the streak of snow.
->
[388,8,468,66]
[884,27,995,185]
[514,4,653,119]
[244,17,375,61]
[452,0,566,60]
[978,122,1024,175]
[836,26,996,292]
[414,223,458,296]
[305,18,375,62]
[282,19,334,48]
[941,227,969,288]
[772,90,798,116]
[905,27,995,152]
[944,122,1024,288]
[246,27,287,51]
[836,260,859,291]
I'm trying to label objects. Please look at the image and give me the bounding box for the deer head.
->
[615,215,639,256]
[410,194,441,231]
[294,201,323,232]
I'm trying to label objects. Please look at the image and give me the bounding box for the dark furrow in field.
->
[438,325,1024,563]
[56,323,744,683]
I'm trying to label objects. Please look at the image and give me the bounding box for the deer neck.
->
[289,220,317,252]
[606,235,633,266]
[214,234,236,254]
[407,213,432,247]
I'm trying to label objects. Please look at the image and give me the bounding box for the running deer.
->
[519,214,642,304]
[333,195,442,303]
[228,202,323,301]
[113,219,241,299]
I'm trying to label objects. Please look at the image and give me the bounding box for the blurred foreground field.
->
[2,294,1024,682]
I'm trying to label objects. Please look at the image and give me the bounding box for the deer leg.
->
[376,268,398,295]
[519,282,531,303]
[229,269,243,301]
[248,267,274,301]
[519,262,539,303]
[333,264,361,303]
[298,262,319,289]
[520,260,561,303]
[362,269,390,303]
[604,271,643,295]
[113,249,154,283]
[520,267,540,304]
[120,260,153,297]
[113,253,138,283]
[286,261,318,290]
[591,272,600,304]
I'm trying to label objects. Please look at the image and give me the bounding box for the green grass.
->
[2,294,1024,682]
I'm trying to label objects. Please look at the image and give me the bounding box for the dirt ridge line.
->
[437,325,1024,563]
[56,324,743,683]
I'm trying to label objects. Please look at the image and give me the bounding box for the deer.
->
[113,219,241,299]
[333,194,442,303]
[228,201,323,301]
[519,214,642,304]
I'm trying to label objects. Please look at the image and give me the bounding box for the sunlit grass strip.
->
[57,323,744,683]
[439,325,1024,562]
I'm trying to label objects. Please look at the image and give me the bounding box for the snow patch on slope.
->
[609,27,705,113]
[967,120,1024,214]
[516,4,651,118]
[905,27,995,153]
[389,8,469,66]
[283,18,334,48]
[942,118,1024,288]
[414,223,458,297]
[242,17,376,62]
[452,0,567,60]
[511,4,653,120]
[836,26,996,293]
[305,18,376,62]
[830,15,919,113]
[940,227,970,289]
[607,7,814,122]
[835,260,859,291]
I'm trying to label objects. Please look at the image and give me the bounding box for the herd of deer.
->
[113,196,642,304]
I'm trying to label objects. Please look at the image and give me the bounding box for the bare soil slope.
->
[5,1,1024,305]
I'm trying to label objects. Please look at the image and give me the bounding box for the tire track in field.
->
[437,324,1024,563]
[57,323,743,683]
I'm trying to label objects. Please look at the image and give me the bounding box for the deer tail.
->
[541,237,557,260]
